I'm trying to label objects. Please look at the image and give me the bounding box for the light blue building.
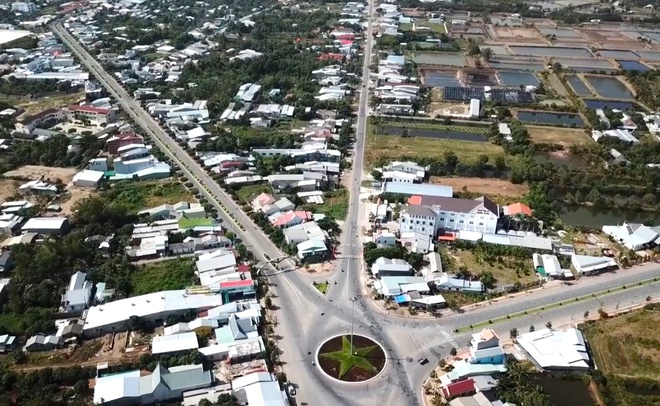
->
[468,329,505,365]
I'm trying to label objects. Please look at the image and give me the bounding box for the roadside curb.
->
[453,276,660,333]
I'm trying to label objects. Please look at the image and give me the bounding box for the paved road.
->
[51,14,660,406]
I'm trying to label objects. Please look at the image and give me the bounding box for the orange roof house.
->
[502,202,532,217]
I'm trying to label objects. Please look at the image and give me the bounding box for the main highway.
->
[52,7,660,406]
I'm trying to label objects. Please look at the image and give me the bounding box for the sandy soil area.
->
[4,165,78,184]
[430,176,529,198]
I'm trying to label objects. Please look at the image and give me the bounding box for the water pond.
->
[618,60,650,71]
[555,59,615,69]
[539,28,581,38]
[559,205,660,227]
[636,51,660,61]
[518,111,584,126]
[566,75,592,96]
[583,76,633,99]
[498,71,539,87]
[510,46,593,58]
[424,72,463,88]
[597,49,639,59]
[378,126,487,142]
[411,53,466,66]
[489,60,546,71]
[583,99,637,110]
[534,374,597,406]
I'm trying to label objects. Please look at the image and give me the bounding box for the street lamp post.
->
[350,296,358,354]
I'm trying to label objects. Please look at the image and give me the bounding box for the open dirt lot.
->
[450,248,537,286]
[428,102,469,117]
[4,165,78,184]
[488,26,544,42]
[0,179,20,202]
[583,308,660,377]
[430,176,529,198]
[578,29,646,49]
[527,126,589,146]
[57,187,95,215]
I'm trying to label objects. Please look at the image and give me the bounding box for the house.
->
[23,334,62,352]
[297,240,328,261]
[401,196,500,236]
[270,210,313,228]
[82,290,224,337]
[163,318,219,336]
[516,328,590,371]
[0,252,13,274]
[382,182,453,198]
[18,180,57,196]
[152,331,199,355]
[21,217,70,235]
[400,232,434,254]
[107,132,143,155]
[73,170,105,188]
[435,274,484,293]
[384,161,427,177]
[468,329,505,364]
[374,276,430,296]
[441,378,476,400]
[498,123,512,142]
[592,129,639,144]
[571,255,617,275]
[259,197,295,216]
[283,222,327,245]
[231,372,288,406]
[502,203,532,217]
[89,156,171,182]
[532,253,573,280]
[61,271,93,313]
[67,105,116,125]
[371,257,412,277]
[93,363,213,405]
[14,108,64,134]
[373,230,396,246]
[0,334,16,352]
[602,222,659,250]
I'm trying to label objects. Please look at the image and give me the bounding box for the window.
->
[440,218,444,221]
[459,220,464,224]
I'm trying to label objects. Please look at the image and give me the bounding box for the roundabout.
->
[316,334,387,383]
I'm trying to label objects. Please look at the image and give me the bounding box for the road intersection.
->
[51,6,660,406]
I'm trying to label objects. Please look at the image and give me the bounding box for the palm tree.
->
[509,328,519,340]
[583,310,589,320]
[529,325,535,332]
[545,321,553,330]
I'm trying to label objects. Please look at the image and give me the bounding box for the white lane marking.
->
[281,274,302,304]
[440,329,458,348]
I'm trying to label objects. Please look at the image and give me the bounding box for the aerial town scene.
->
[0,0,659,404]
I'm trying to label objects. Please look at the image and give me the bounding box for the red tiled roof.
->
[219,279,254,288]
[68,105,110,114]
[407,195,423,205]
[318,53,344,61]
[237,264,251,273]
[441,379,475,398]
[340,40,353,46]
[504,202,532,217]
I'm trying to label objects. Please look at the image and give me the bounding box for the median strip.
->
[452,276,660,333]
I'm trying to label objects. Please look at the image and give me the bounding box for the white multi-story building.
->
[11,2,35,13]
[400,197,500,237]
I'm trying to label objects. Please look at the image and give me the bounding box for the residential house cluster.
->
[435,329,511,406]
[313,65,350,102]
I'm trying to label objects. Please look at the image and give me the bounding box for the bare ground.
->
[4,165,79,184]
[430,176,529,198]
[527,126,589,146]
[0,179,20,202]
[57,187,96,215]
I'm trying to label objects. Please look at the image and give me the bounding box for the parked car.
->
[418,357,429,365]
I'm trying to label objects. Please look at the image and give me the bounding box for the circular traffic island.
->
[317,334,386,382]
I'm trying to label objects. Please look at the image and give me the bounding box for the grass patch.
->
[366,125,506,168]
[131,258,196,295]
[313,281,329,295]
[375,119,489,133]
[105,181,195,213]
[235,184,273,205]
[178,217,214,229]
[527,126,589,147]
[442,291,486,309]
[451,249,537,287]
[303,188,348,220]
[320,336,378,378]
[583,307,660,377]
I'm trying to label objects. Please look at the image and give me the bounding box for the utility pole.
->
[350,296,358,354]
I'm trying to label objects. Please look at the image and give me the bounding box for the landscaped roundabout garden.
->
[317,334,386,382]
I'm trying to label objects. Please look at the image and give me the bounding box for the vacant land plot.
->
[104,181,195,212]
[451,249,537,286]
[4,165,78,184]
[430,176,529,200]
[489,26,544,42]
[303,188,348,220]
[365,133,506,168]
[236,184,273,204]
[11,92,85,117]
[0,179,19,202]
[584,308,660,377]
[58,187,95,215]
[132,258,196,295]
[527,126,588,146]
